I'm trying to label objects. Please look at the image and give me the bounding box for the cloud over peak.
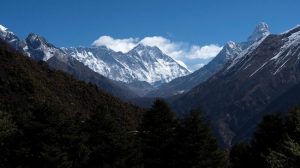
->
[92,35,222,71]
[92,36,138,53]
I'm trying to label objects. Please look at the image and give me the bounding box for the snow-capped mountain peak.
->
[0,24,8,32]
[0,24,16,38]
[133,43,161,52]
[0,27,63,62]
[132,43,154,51]
[24,33,62,61]
[247,22,270,42]
[26,33,49,45]
[222,41,242,60]
[225,23,271,71]
[129,44,167,60]
[226,41,237,48]
[62,43,190,85]
[0,24,27,51]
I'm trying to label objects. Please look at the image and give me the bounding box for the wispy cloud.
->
[92,35,222,71]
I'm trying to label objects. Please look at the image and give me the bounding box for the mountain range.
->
[147,23,270,97]
[62,44,190,85]
[172,24,300,146]
[1,22,300,147]
[0,25,189,98]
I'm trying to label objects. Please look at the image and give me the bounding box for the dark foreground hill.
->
[0,39,145,167]
[0,39,229,168]
[0,39,143,128]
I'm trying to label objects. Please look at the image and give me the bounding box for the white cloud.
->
[92,35,222,71]
[92,35,138,53]
[188,44,222,59]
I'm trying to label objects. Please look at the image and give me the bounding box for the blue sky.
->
[1,0,299,70]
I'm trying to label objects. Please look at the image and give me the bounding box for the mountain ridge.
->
[146,23,270,98]
[0,25,139,99]
[172,24,300,147]
[62,43,190,85]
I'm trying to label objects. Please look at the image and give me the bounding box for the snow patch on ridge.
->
[0,25,8,31]
[227,36,268,70]
[271,30,300,60]
[62,45,190,84]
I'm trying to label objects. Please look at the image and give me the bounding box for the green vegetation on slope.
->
[0,40,227,168]
[1,39,299,168]
[230,108,300,168]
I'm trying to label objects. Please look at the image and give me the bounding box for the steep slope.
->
[62,44,190,85]
[0,25,137,99]
[121,81,155,97]
[147,23,270,97]
[173,25,300,147]
[0,39,143,129]
[0,25,27,52]
[147,41,242,97]
[47,54,138,99]
[24,33,63,61]
[0,39,145,167]
[263,81,300,114]
[0,25,65,61]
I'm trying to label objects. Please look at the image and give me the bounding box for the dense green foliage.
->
[139,100,228,168]
[139,99,178,168]
[230,109,300,168]
[0,41,227,168]
[174,110,228,168]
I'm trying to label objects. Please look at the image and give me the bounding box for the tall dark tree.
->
[175,110,228,168]
[250,113,286,167]
[230,143,253,168]
[265,108,300,168]
[139,99,178,168]
[229,113,286,168]
[85,105,143,168]
[286,107,300,141]
[266,136,300,168]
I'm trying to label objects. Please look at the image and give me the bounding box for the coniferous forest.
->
[1,35,300,168]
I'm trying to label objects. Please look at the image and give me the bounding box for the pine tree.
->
[139,99,178,168]
[266,108,300,168]
[175,110,228,168]
[266,136,300,168]
[86,105,135,168]
[286,108,300,141]
[250,113,286,167]
[230,143,253,168]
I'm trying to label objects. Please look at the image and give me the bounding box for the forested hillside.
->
[1,37,299,168]
[0,40,227,167]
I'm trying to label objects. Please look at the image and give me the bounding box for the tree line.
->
[2,98,299,168]
[0,99,228,168]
